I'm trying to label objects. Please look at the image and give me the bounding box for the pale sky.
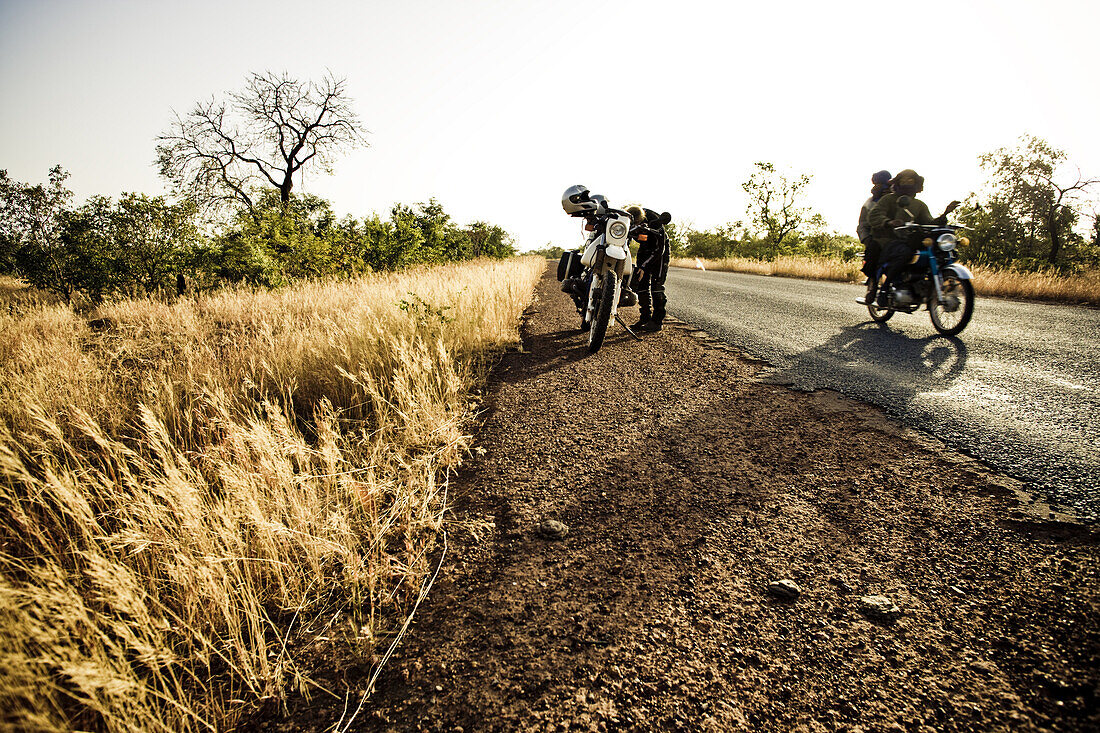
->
[2,0,1098,251]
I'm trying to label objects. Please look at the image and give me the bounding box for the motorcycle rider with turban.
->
[624,204,672,332]
[868,169,961,307]
[855,169,892,305]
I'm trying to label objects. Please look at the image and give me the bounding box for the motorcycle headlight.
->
[936,233,958,252]
[609,221,627,239]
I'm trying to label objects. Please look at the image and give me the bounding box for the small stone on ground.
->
[858,595,902,622]
[536,519,569,540]
[767,579,801,600]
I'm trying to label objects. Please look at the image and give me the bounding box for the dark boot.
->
[650,289,667,330]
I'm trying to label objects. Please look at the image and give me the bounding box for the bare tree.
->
[156,71,367,219]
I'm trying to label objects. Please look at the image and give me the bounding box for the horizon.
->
[2,0,1098,251]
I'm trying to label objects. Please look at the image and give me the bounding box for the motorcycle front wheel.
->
[930,275,975,336]
[587,270,616,353]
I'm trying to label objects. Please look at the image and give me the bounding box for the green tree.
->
[527,243,565,259]
[955,197,1028,267]
[1,166,79,300]
[59,195,123,302]
[112,194,200,293]
[327,215,372,276]
[411,199,458,262]
[802,214,861,259]
[387,204,428,267]
[682,223,740,259]
[214,191,338,283]
[157,71,367,220]
[359,213,407,272]
[742,161,814,260]
[0,170,22,274]
[466,222,515,259]
[975,135,1098,267]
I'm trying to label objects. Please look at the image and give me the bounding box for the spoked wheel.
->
[587,270,616,353]
[930,275,975,336]
[867,301,894,323]
[866,273,893,323]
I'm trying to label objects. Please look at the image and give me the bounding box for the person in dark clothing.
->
[625,205,671,332]
[855,169,892,305]
[867,169,961,306]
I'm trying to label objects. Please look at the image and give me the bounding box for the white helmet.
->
[562,184,598,216]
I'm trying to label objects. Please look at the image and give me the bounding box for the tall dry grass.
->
[0,275,68,313]
[671,255,862,283]
[672,256,1100,305]
[0,257,544,732]
[970,265,1100,305]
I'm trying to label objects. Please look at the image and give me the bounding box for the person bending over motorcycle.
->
[855,169,892,305]
[867,169,960,306]
[625,205,672,332]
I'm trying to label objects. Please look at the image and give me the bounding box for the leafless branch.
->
[156,71,368,219]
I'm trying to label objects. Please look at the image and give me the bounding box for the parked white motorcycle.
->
[559,185,637,352]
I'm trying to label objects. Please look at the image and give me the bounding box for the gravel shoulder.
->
[269,266,1099,732]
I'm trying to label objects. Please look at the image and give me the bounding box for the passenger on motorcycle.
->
[866,169,961,307]
[625,204,672,332]
[855,169,892,305]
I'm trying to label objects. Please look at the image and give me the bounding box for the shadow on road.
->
[762,322,969,411]
[494,322,639,385]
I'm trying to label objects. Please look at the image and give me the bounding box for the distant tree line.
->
[0,167,515,302]
[672,217,862,262]
[676,138,1098,272]
[0,71,515,303]
[673,161,862,262]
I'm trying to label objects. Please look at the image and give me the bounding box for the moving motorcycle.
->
[558,185,637,352]
[865,209,975,336]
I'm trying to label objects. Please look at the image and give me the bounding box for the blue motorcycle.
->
[867,222,976,336]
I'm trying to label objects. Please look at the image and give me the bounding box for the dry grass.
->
[971,265,1100,305]
[671,256,862,283]
[0,257,544,732]
[672,256,1100,305]
[0,274,67,313]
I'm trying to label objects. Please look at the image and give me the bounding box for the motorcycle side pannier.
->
[557,250,582,281]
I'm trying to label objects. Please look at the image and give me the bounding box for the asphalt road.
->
[665,267,1100,521]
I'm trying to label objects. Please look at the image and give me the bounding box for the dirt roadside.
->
[268,266,1099,732]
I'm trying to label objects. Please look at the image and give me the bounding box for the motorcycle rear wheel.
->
[867,302,894,323]
[579,276,593,331]
[930,275,974,336]
[587,270,616,352]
